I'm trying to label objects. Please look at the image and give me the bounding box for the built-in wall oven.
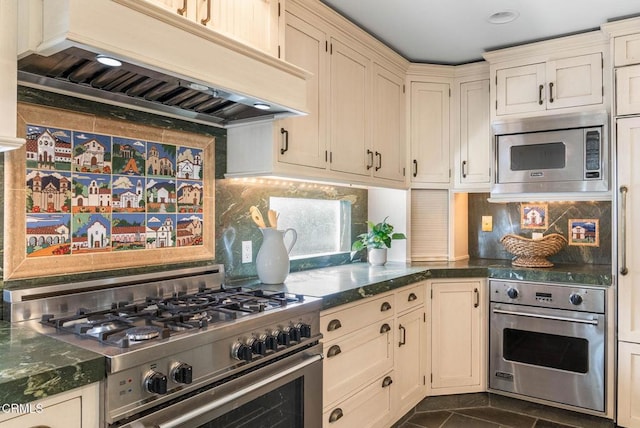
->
[489,280,605,412]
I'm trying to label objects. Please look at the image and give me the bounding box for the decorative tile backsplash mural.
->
[468,193,611,265]
[25,124,204,257]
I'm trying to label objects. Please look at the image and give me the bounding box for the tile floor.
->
[394,393,615,428]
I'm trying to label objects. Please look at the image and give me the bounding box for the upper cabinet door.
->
[329,37,370,176]
[546,53,603,110]
[458,79,490,187]
[372,63,406,183]
[617,64,640,116]
[615,33,640,66]
[495,63,546,115]
[410,81,450,185]
[278,11,328,169]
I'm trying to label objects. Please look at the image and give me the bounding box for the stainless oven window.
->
[199,377,304,428]
[503,328,589,373]
[510,142,566,171]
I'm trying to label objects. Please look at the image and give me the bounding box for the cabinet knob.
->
[380,323,391,334]
[408,292,417,302]
[380,301,392,312]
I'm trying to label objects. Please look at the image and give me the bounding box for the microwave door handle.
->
[492,308,599,325]
[620,185,629,275]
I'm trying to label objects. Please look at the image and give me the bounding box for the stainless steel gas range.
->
[4,265,323,427]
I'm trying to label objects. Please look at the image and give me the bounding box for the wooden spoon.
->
[268,209,279,229]
[249,206,267,228]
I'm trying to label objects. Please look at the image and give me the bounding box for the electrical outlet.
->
[481,216,493,232]
[242,241,252,263]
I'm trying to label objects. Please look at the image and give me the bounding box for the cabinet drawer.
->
[395,284,424,313]
[323,372,394,428]
[323,319,394,407]
[321,294,394,341]
[617,65,640,116]
[615,33,640,66]
[0,396,81,428]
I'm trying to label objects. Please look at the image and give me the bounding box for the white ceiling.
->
[320,0,640,65]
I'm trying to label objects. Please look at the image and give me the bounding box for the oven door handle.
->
[157,353,323,428]
[492,308,599,325]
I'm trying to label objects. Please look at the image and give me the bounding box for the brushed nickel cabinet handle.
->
[280,128,289,155]
[177,0,188,15]
[327,345,341,358]
[328,408,343,423]
[380,323,391,334]
[380,301,392,312]
[327,319,342,331]
[538,84,544,105]
[620,185,629,275]
[201,0,211,25]
[382,376,393,387]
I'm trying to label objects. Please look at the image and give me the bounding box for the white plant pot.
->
[368,248,388,266]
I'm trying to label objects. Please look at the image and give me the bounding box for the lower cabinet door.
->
[323,372,394,428]
[395,307,427,417]
[618,341,640,428]
[0,396,81,428]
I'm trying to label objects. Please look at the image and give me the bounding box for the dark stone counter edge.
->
[317,266,612,311]
[0,357,105,405]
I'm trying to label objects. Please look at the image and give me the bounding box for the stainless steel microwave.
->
[492,112,609,195]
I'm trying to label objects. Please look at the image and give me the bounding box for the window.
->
[269,197,351,258]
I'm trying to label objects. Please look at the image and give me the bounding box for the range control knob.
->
[506,288,519,299]
[569,293,583,305]
[277,329,291,346]
[289,325,301,342]
[265,333,279,351]
[232,342,253,362]
[171,362,193,384]
[250,336,267,356]
[298,323,312,338]
[145,371,168,394]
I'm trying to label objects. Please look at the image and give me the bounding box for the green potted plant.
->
[352,217,406,266]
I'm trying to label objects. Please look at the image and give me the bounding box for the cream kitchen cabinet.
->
[131,0,281,56]
[409,79,451,187]
[618,341,640,428]
[0,0,24,151]
[494,53,603,116]
[328,35,371,177]
[394,284,428,418]
[617,116,640,344]
[614,32,640,66]
[0,383,100,428]
[370,62,407,183]
[429,279,486,394]
[320,294,394,416]
[453,71,491,190]
[616,65,640,116]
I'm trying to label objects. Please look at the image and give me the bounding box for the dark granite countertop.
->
[239,259,612,310]
[0,321,105,405]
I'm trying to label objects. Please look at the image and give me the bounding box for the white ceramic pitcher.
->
[256,227,297,284]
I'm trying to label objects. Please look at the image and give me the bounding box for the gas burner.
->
[126,326,162,341]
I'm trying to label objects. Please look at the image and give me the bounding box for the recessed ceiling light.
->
[487,10,520,24]
[253,102,271,110]
[95,54,122,67]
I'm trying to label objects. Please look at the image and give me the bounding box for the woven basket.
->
[500,233,568,268]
